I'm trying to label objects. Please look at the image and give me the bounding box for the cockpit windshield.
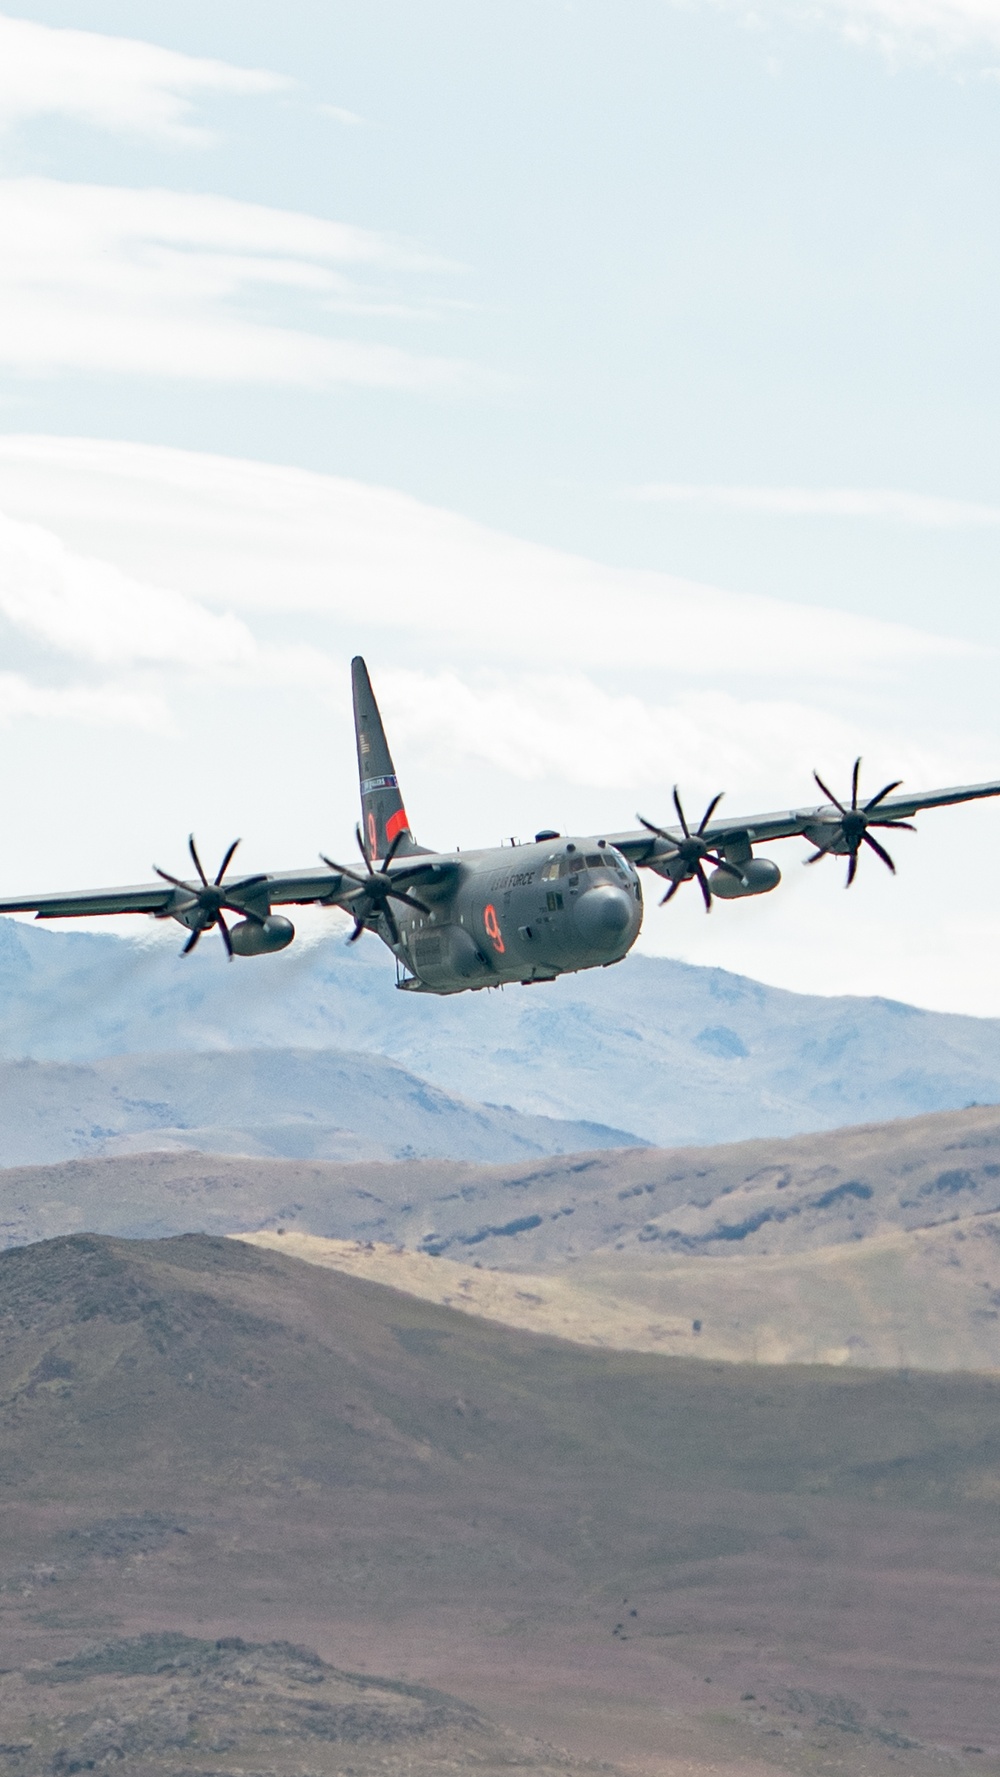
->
[541,848,628,880]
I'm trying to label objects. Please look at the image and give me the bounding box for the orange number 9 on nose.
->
[483,903,505,953]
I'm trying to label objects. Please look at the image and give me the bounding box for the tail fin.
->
[351,656,418,861]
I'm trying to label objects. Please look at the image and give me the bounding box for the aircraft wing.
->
[0,866,356,921]
[609,778,1000,864]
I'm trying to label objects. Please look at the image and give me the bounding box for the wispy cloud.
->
[0,179,476,390]
[624,483,1000,526]
[712,0,1000,61]
[0,510,258,671]
[380,667,903,792]
[809,0,1000,57]
[0,671,168,730]
[0,436,972,679]
[317,103,364,127]
[0,12,288,145]
[0,508,338,723]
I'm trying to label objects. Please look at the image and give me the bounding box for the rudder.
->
[351,656,418,860]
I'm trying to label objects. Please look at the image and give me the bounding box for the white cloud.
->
[379,666,954,795]
[624,483,1000,525]
[0,509,258,671]
[813,0,1000,56]
[0,670,167,729]
[0,12,288,145]
[0,436,971,680]
[0,507,338,718]
[714,0,1000,59]
[0,179,473,389]
[317,104,365,127]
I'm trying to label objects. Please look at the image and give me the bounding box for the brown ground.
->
[1,1232,999,1775]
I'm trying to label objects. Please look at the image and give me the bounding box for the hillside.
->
[1,1232,999,1771]
[252,1214,1000,1371]
[5,1104,1000,1370]
[0,1635,554,1777]
[0,1046,639,1168]
[2,1101,997,1259]
[4,915,1000,1143]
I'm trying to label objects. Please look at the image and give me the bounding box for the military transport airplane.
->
[1,656,998,996]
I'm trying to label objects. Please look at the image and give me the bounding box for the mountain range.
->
[3,914,1000,1147]
[0,1046,637,1168]
[2,1103,999,1372]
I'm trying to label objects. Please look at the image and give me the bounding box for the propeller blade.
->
[672,787,691,838]
[188,835,209,887]
[382,901,401,946]
[846,849,859,887]
[221,900,265,925]
[851,757,861,811]
[659,877,683,905]
[864,780,902,813]
[154,866,195,892]
[383,830,406,869]
[356,824,375,873]
[695,860,713,912]
[805,846,831,865]
[871,819,916,832]
[813,771,848,816]
[388,864,439,887]
[216,910,234,959]
[389,890,432,915]
[319,854,368,886]
[182,927,202,955]
[347,917,366,944]
[862,829,896,873]
[637,815,671,842]
[706,853,743,879]
[214,839,241,885]
[697,792,724,835]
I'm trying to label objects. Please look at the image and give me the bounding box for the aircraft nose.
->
[574,884,634,945]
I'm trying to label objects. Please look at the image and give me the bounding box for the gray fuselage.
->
[373,836,643,994]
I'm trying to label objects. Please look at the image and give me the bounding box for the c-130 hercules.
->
[2,656,999,997]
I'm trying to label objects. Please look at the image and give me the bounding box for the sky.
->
[0,1,1000,1013]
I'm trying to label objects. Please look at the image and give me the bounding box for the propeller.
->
[808,758,915,886]
[637,789,744,913]
[320,826,433,946]
[154,835,267,959]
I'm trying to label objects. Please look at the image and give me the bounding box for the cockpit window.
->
[585,854,603,867]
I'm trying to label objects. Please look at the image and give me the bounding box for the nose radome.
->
[574,883,633,944]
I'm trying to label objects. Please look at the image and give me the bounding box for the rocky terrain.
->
[4,913,1000,1145]
[0,1633,567,1777]
[1,1231,999,1773]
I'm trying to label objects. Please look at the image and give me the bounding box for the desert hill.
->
[2,1100,998,1259]
[2,1231,1000,1770]
[4,913,1000,1144]
[5,1105,1000,1370]
[0,1633,560,1777]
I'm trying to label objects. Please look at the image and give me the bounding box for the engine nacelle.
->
[708,858,781,899]
[228,915,295,956]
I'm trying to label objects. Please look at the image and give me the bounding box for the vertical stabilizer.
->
[351,657,418,860]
